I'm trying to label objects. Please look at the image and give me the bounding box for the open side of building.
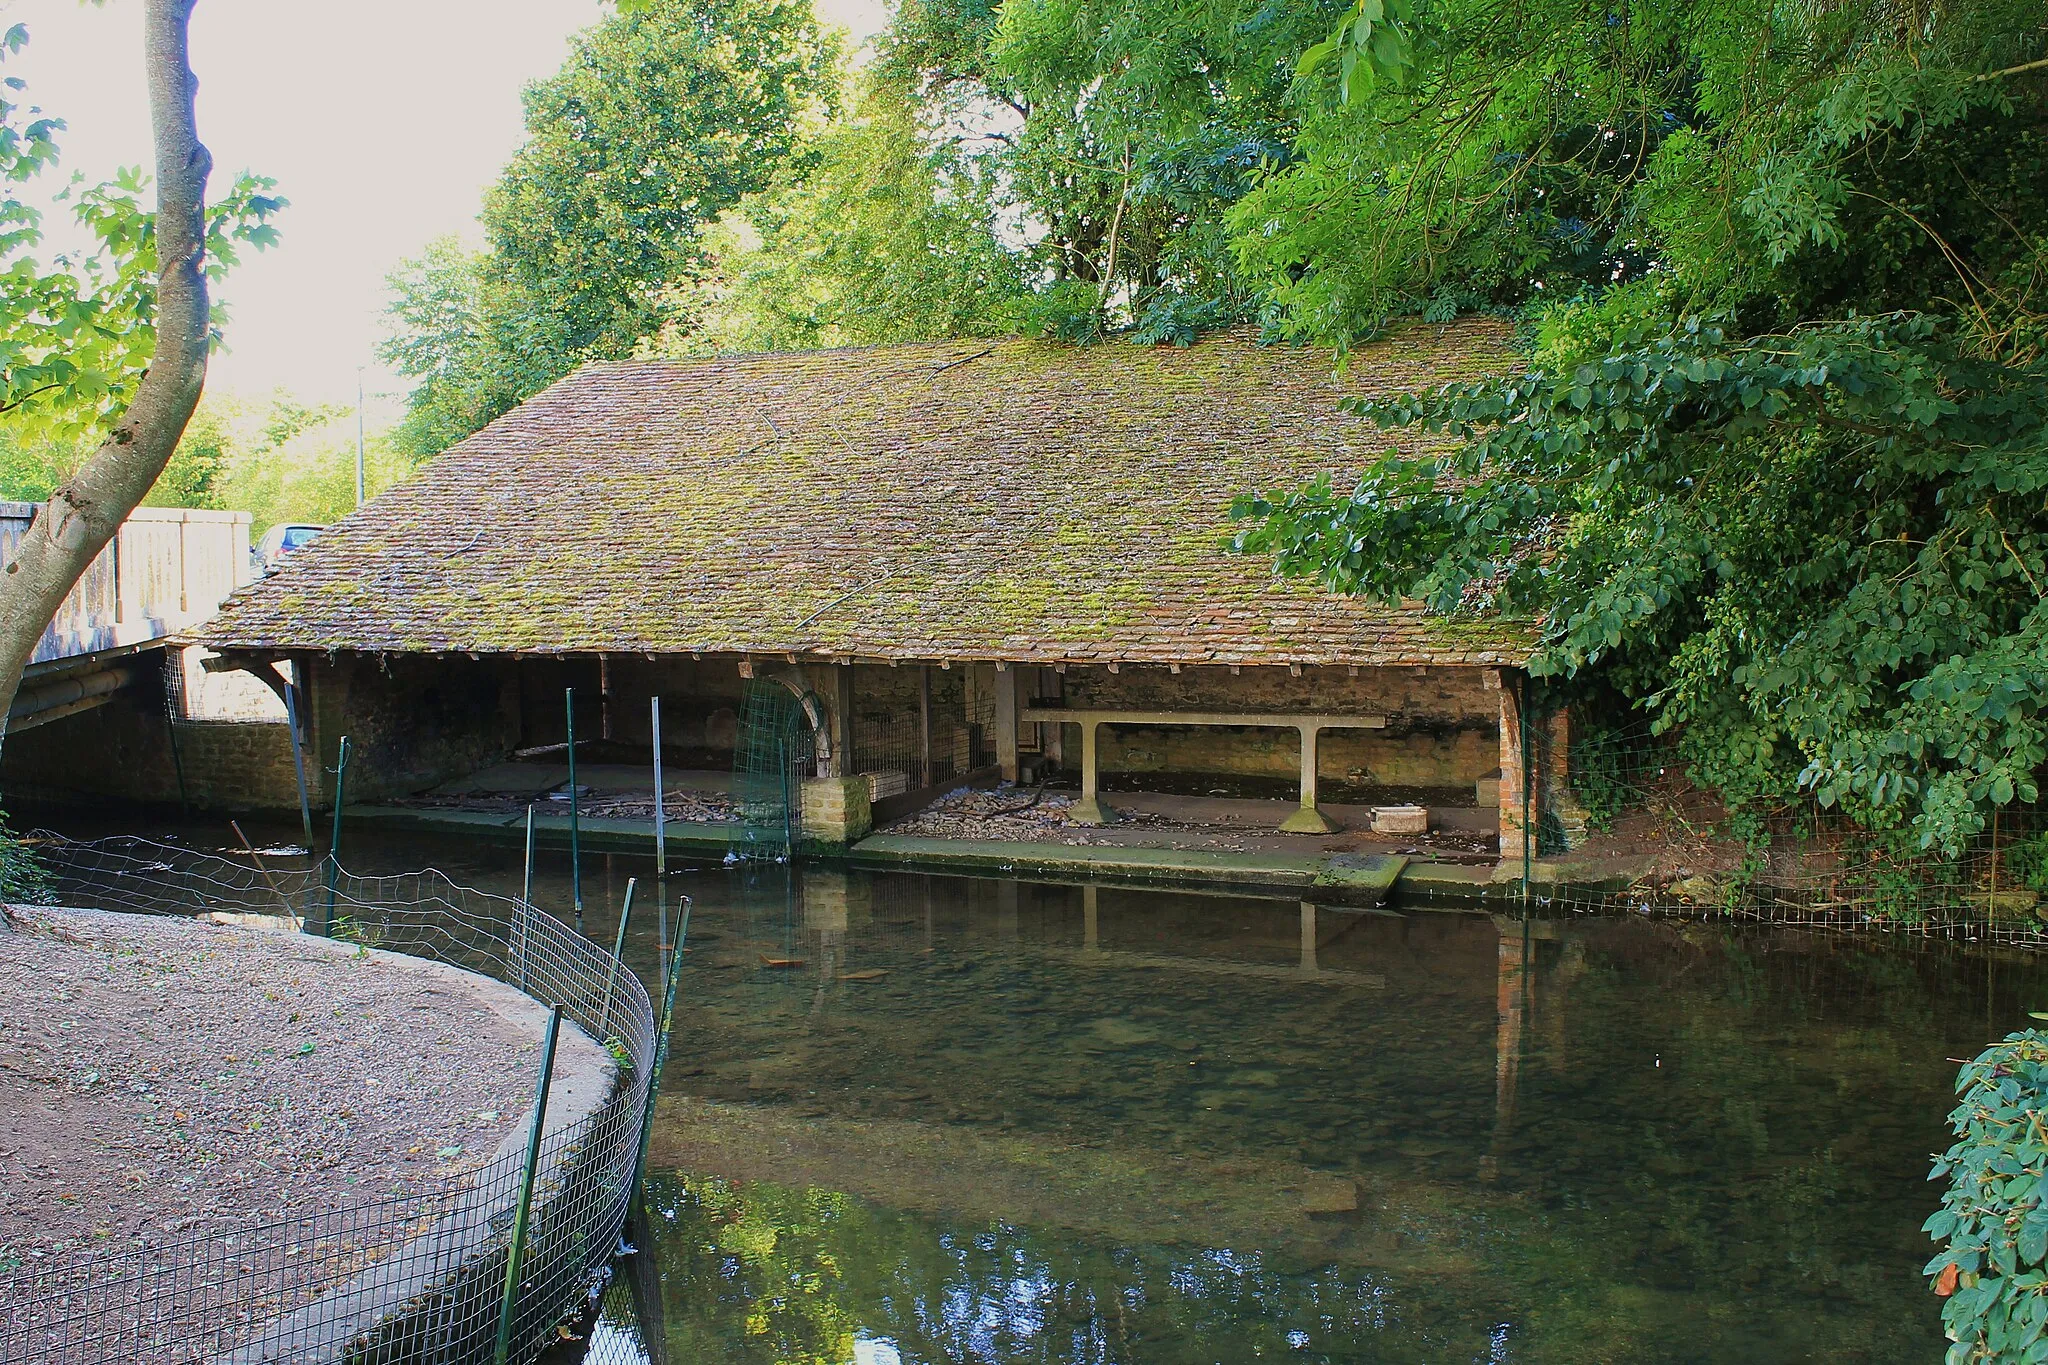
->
[11,321,1585,858]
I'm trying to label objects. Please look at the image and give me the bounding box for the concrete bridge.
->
[4,502,253,732]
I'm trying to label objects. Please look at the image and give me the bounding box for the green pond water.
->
[46,822,2047,1362]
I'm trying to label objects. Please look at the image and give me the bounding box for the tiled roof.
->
[203,321,1535,667]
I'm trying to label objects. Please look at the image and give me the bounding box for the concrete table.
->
[1021,707,1388,832]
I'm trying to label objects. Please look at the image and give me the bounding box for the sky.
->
[7,0,890,413]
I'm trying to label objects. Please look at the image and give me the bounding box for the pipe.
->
[7,665,135,723]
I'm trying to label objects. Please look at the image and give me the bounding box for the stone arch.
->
[763,666,832,776]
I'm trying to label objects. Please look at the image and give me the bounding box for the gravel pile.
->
[0,907,538,1267]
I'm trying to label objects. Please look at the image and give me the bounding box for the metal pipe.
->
[651,696,666,883]
[566,687,583,933]
[1520,675,1533,904]
[231,819,293,922]
[599,877,636,1039]
[631,891,691,1203]
[281,668,315,849]
[518,804,536,993]
[323,735,350,934]
[5,664,134,723]
[493,1005,563,1365]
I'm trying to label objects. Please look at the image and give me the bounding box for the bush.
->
[2008,835,2048,896]
[1926,1028,2048,1363]
[0,811,52,904]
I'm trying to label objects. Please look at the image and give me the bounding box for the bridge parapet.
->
[2,502,254,670]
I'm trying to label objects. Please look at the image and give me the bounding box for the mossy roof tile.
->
[204,321,1535,666]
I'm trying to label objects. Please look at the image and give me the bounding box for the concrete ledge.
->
[849,834,1329,891]
[1311,854,1409,904]
[214,929,616,1364]
[342,804,739,855]
[1395,861,1516,906]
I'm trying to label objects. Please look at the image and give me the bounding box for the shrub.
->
[1926,1028,2048,1363]
[0,810,52,905]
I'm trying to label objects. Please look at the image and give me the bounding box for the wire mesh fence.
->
[1479,693,2048,947]
[0,835,675,1365]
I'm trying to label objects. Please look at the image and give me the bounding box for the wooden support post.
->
[830,663,854,779]
[918,664,933,788]
[994,665,1019,782]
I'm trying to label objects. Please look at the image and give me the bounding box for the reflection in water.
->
[180,828,2047,1364]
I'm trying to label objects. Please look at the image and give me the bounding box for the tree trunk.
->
[0,0,212,733]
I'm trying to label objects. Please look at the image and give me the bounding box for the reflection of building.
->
[179,324,1565,842]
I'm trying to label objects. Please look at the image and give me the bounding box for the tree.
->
[383,0,840,452]
[1229,0,2048,851]
[693,76,1034,352]
[0,2,281,726]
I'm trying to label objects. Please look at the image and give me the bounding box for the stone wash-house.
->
[195,319,1562,847]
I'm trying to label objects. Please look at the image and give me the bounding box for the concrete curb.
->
[3,905,616,1365]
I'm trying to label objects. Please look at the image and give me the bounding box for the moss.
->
[202,320,1535,665]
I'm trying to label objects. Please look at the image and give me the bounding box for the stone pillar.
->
[1278,722,1336,833]
[994,666,1019,782]
[1070,720,1116,824]
[1299,901,1319,974]
[1082,884,1099,951]
[800,775,872,846]
[1543,705,1589,850]
[1498,671,1534,866]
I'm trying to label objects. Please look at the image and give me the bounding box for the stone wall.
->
[301,653,521,806]
[2,660,303,812]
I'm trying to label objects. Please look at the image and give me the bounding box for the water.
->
[44,819,2045,1362]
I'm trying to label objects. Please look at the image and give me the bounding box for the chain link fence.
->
[1,835,676,1365]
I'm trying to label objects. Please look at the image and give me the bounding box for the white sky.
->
[6,0,890,412]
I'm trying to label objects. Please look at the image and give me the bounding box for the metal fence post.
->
[517,805,536,992]
[281,670,315,848]
[1520,675,1533,905]
[631,893,690,1202]
[322,735,350,935]
[566,687,583,933]
[599,877,636,1040]
[494,1005,563,1365]
[651,696,666,884]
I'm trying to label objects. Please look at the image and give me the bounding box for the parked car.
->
[256,522,325,574]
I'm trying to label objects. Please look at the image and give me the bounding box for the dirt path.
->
[0,906,541,1268]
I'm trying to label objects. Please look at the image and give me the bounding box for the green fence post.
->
[494,1004,563,1365]
[1520,676,1533,905]
[566,687,583,933]
[631,892,691,1203]
[517,804,536,992]
[651,696,666,884]
[322,735,350,935]
[599,877,636,1040]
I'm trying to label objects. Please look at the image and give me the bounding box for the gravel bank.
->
[0,906,544,1267]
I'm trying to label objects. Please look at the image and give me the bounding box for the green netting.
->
[729,681,818,862]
